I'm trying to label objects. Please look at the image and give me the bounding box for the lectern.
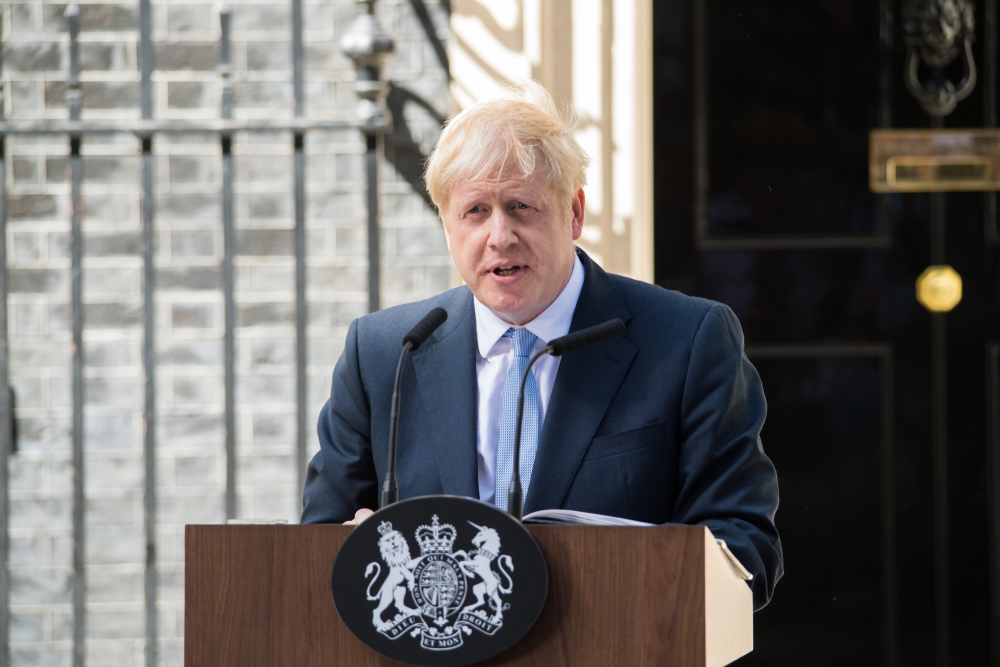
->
[184,524,752,666]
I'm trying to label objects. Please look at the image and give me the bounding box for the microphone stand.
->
[506,318,626,520]
[382,307,448,509]
[383,341,412,508]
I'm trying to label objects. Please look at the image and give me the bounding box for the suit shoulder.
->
[354,286,472,347]
[606,273,725,325]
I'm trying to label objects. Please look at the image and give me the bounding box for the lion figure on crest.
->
[365,522,420,630]
[457,523,514,623]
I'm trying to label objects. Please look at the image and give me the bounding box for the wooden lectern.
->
[184,524,752,667]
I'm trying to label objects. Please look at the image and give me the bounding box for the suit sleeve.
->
[672,303,783,610]
[300,318,379,523]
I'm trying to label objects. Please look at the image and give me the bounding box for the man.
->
[302,83,783,609]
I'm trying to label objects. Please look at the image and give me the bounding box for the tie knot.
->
[503,327,538,358]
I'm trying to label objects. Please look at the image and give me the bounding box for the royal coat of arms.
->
[364,515,515,651]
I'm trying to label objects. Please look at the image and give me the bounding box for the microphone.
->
[402,307,448,350]
[507,318,626,520]
[548,318,627,356]
[383,307,448,508]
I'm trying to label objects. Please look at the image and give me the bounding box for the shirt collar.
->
[474,254,585,358]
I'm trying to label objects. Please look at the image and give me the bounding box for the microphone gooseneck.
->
[507,318,627,520]
[383,307,448,509]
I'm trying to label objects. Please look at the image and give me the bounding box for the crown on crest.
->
[415,515,456,555]
[377,521,394,536]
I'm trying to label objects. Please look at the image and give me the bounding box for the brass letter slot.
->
[870,130,1000,192]
[887,156,991,188]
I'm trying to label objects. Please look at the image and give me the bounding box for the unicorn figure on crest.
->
[456,522,514,623]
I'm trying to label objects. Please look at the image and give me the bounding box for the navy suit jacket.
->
[302,250,783,609]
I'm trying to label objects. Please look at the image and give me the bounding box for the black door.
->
[654,2,999,665]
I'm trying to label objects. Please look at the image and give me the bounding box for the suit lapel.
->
[410,291,480,498]
[525,251,638,513]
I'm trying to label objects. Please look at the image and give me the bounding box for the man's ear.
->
[571,188,586,240]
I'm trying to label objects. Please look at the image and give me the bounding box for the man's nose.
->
[487,210,517,249]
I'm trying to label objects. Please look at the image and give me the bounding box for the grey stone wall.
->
[3,0,450,664]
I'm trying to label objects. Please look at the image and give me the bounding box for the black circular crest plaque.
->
[331,495,548,666]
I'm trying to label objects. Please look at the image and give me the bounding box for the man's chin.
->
[477,293,535,325]
[477,295,545,326]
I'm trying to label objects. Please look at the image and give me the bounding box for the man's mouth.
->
[493,265,521,277]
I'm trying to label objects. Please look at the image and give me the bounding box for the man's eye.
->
[516,202,529,210]
[468,205,481,214]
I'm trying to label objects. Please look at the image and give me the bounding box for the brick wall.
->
[3,0,450,664]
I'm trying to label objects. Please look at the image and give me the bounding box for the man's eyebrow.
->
[504,189,548,203]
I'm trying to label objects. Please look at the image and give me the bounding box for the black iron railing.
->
[0,0,448,664]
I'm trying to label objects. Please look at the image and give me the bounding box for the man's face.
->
[441,167,585,326]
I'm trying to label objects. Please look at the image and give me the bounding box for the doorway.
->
[654,1,1000,664]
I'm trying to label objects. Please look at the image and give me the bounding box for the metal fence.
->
[0,0,448,664]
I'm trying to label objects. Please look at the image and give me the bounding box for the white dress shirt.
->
[474,255,585,504]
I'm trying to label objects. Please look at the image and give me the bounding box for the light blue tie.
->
[495,328,539,512]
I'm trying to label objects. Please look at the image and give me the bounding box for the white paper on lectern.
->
[522,508,654,526]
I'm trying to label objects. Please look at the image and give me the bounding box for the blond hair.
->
[424,81,590,212]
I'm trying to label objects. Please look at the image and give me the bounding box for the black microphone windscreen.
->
[402,307,448,350]
[548,318,626,356]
